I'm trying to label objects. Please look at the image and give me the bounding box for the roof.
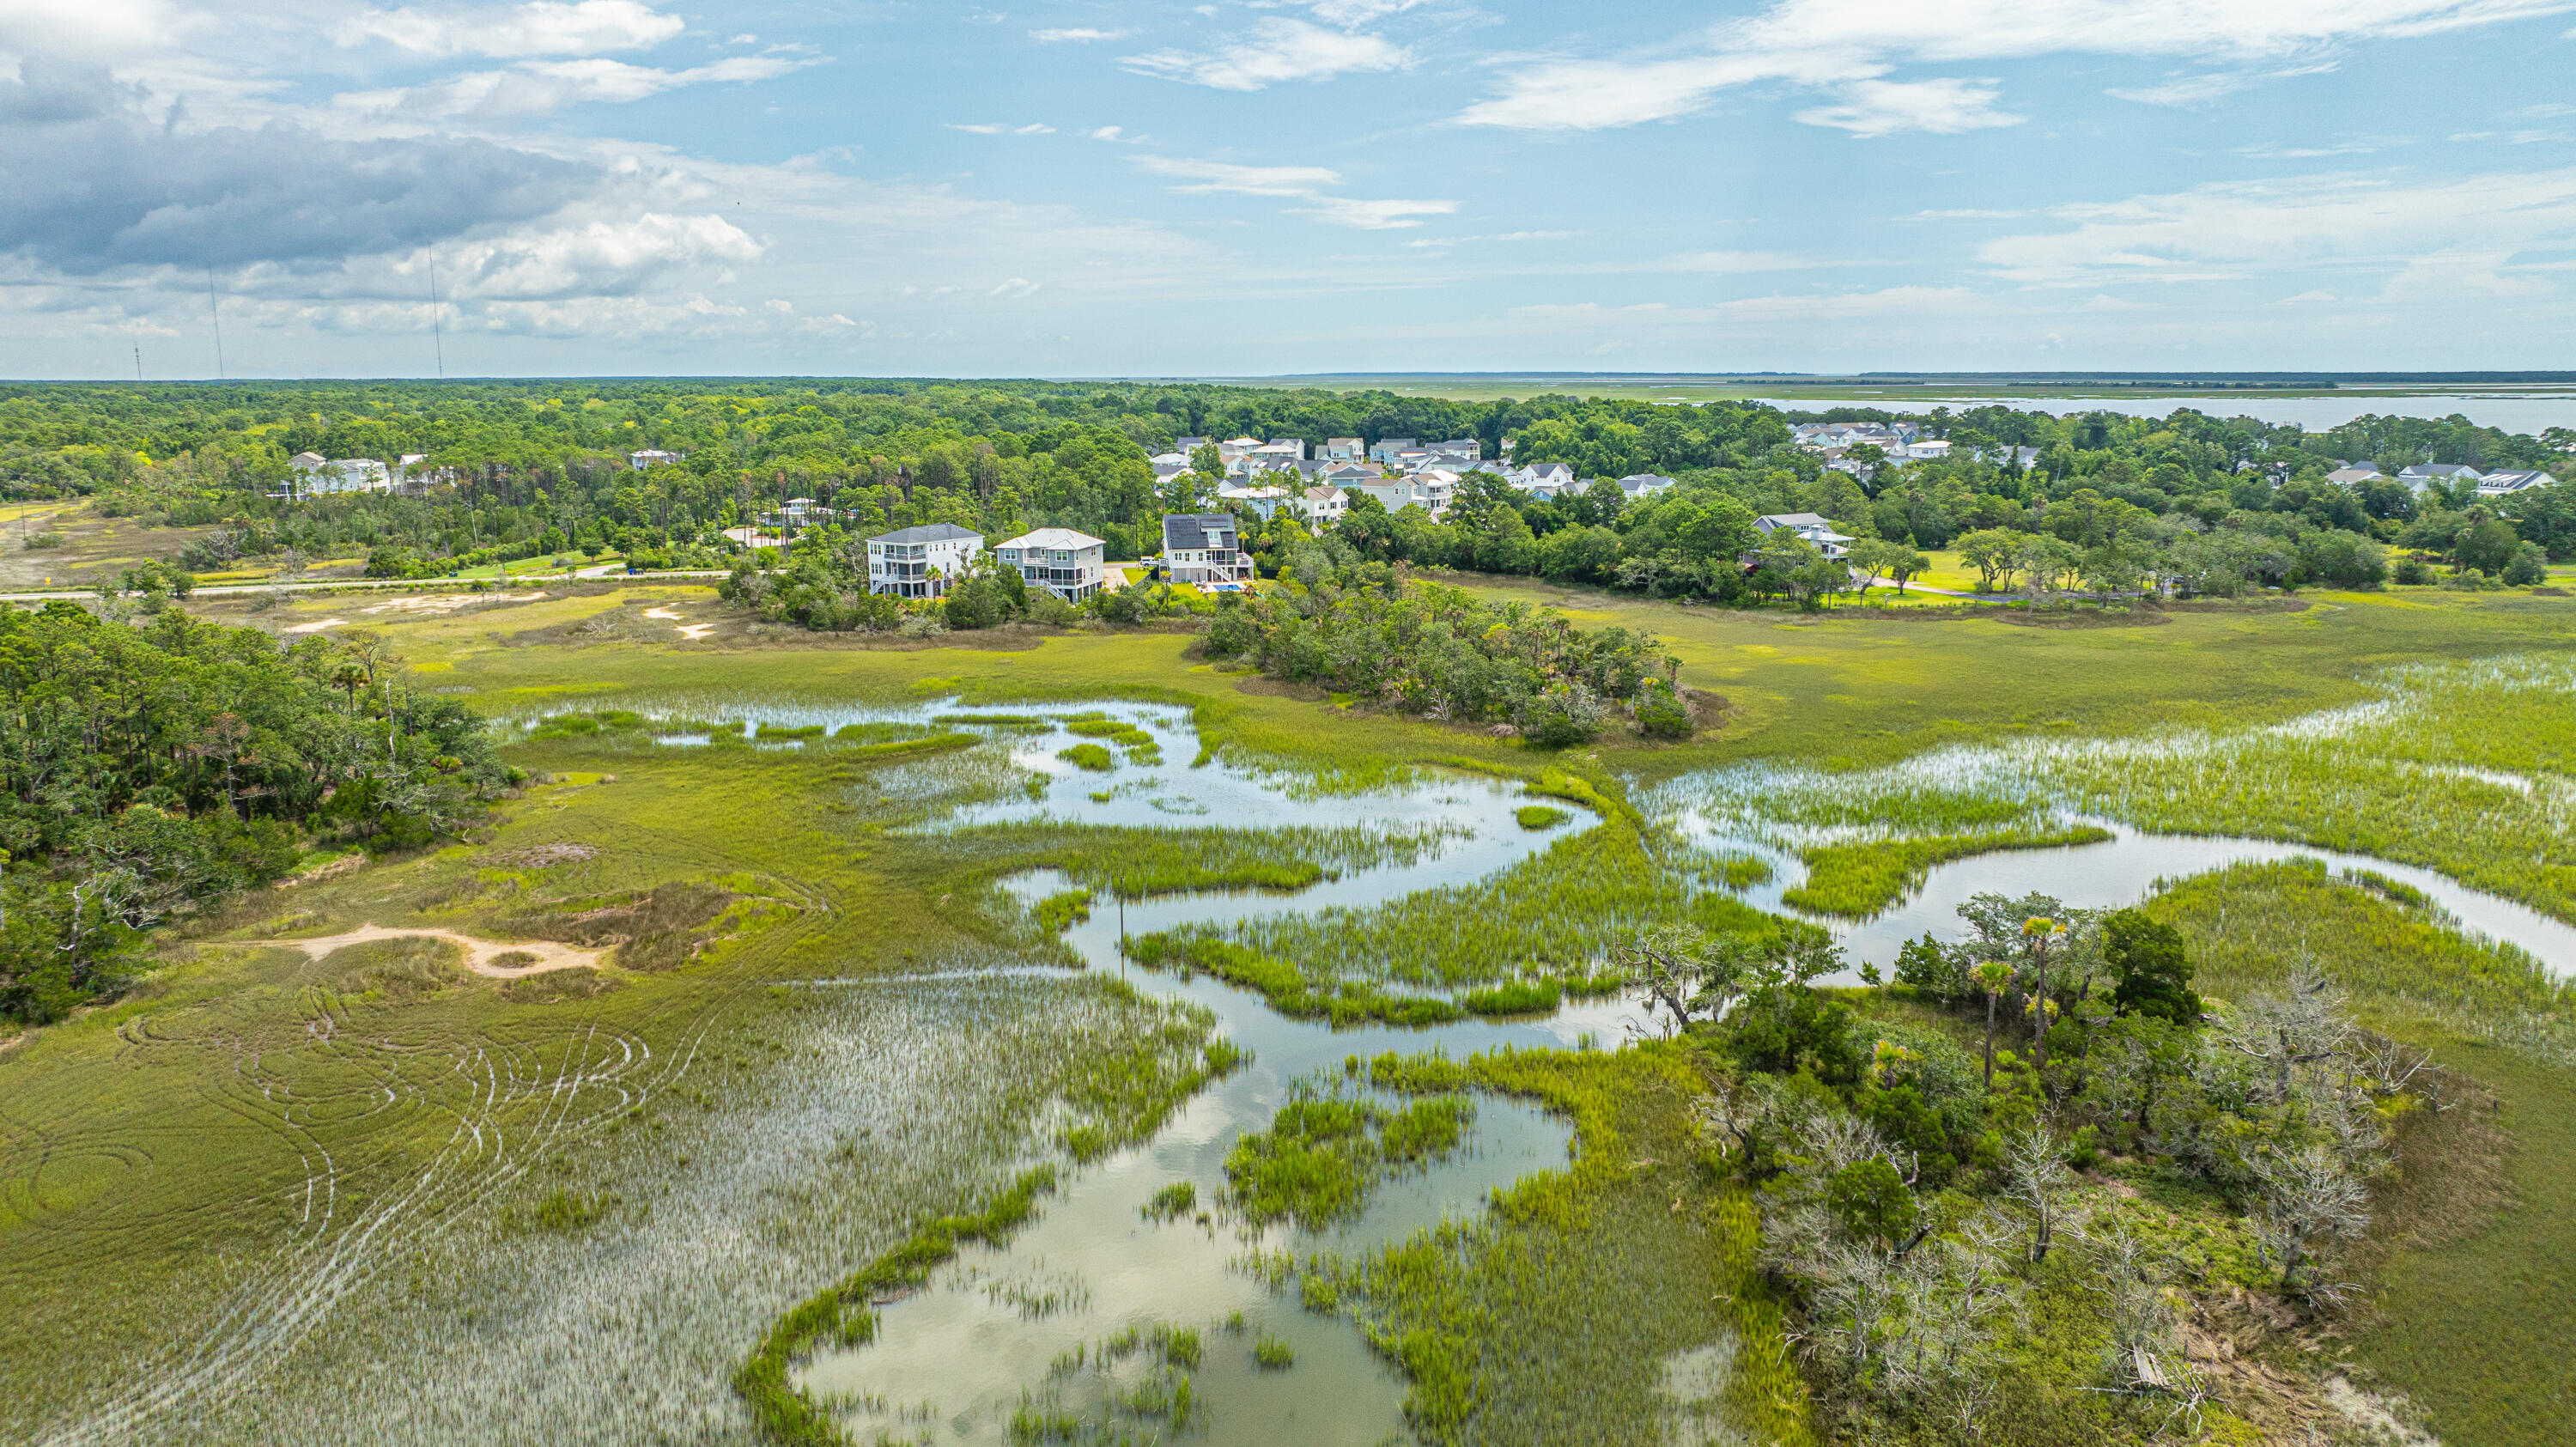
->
[1756,512,1836,529]
[290,452,325,467]
[1163,513,1241,550]
[1303,486,1345,502]
[998,527,1104,550]
[871,523,983,545]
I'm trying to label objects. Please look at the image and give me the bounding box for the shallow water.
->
[797,706,1667,1445]
[1674,814,2576,981]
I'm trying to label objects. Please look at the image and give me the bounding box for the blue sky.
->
[6,0,2576,378]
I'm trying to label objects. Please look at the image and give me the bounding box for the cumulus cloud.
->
[451,212,762,300]
[1795,78,2023,137]
[332,0,685,58]
[336,56,814,119]
[1121,18,1409,90]
[0,58,590,273]
[1456,0,2576,133]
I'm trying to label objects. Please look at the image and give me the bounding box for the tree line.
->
[0,602,513,1024]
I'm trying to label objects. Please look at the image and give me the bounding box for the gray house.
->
[866,523,984,599]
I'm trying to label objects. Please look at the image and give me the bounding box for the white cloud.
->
[2108,64,2335,106]
[1134,155,1453,228]
[2279,289,2338,302]
[1136,157,1347,195]
[1980,166,2576,287]
[1121,18,1409,90]
[1795,78,2023,137]
[949,121,1054,134]
[1303,0,1432,20]
[989,277,1041,297]
[333,0,684,58]
[1294,196,1455,228]
[447,211,762,301]
[1640,250,1817,273]
[1456,0,2576,132]
[335,55,811,119]
[1030,27,1123,42]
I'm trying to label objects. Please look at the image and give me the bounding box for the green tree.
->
[1954,527,2023,592]
[2103,908,2200,1024]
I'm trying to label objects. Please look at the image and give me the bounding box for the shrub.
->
[2504,541,2549,587]
[1632,682,1692,739]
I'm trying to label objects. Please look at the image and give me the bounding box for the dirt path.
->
[251,924,606,977]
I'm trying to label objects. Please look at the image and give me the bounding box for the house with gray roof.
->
[866,522,983,599]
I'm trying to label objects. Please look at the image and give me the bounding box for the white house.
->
[2325,465,2385,486]
[1427,438,1482,464]
[2397,463,2483,492]
[1617,473,1680,500]
[1297,486,1351,527]
[1357,475,1440,516]
[996,527,1108,601]
[1162,514,1256,586]
[866,522,984,599]
[1321,437,1365,462]
[296,458,390,496]
[1369,437,1418,464]
[1753,512,1854,561]
[1510,462,1577,495]
[1218,483,1293,520]
[629,449,684,471]
[2478,469,2560,496]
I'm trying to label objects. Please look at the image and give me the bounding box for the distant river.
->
[1747,392,2576,434]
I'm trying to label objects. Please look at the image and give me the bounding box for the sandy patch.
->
[282,617,349,634]
[643,605,716,641]
[360,590,548,617]
[252,922,605,977]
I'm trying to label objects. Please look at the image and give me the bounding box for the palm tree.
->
[1973,959,2014,1089]
[2023,916,2068,1067]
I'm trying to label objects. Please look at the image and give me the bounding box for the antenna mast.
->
[428,247,446,380]
[208,269,226,380]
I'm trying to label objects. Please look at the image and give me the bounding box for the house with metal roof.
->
[866,522,983,599]
[995,527,1107,601]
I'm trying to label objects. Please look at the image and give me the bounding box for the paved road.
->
[0,568,731,604]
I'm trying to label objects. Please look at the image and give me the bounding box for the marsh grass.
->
[1301,1043,1810,1447]
[1209,821,1778,991]
[1035,890,1093,934]
[928,819,1461,901]
[1223,1086,1473,1231]
[1780,824,2115,918]
[1515,806,1568,830]
[1056,744,1116,773]
[1660,653,2576,926]
[325,935,468,1000]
